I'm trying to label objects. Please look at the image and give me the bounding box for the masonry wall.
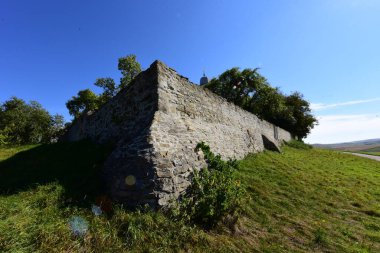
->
[63,61,292,208]
[63,65,160,207]
[150,62,291,206]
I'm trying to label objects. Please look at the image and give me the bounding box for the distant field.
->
[340,144,380,152]
[358,152,380,157]
[313,138,380,152]
[1,142,380,252]
[361,146,380,152]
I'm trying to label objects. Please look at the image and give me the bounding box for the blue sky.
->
[1,0,379,144]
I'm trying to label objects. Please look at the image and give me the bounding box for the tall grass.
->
[1,142,380,252]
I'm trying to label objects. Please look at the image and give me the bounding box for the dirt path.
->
[344,152,380,162]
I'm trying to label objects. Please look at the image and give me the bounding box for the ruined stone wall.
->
[150,63,291,206]
[63,65,160,207]
[63,61,292,208]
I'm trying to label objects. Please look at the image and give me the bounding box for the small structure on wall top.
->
[200,72,209,85]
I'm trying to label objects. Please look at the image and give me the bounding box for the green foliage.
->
[205,67,259,106]
[65,89,100,118]
[66,54,142,119]
[313,227,328,246]
[50,114,65,141]
[172,142,245,229]
[94,77,117,102]
[118,54,142,89]
[0,129,10,146]
[0,97,65,145]
[204,68,317,139]
[285,139,313,150]
[283,92,318,139]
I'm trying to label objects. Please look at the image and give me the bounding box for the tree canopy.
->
[66,54,142,119]
[118,54,142,89]
[0,97,65,145]
[65,89,100,118]
[204,68,317,139]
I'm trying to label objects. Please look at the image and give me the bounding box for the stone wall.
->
[63,60,292,208]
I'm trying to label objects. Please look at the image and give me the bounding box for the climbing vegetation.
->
[172,142,246,229]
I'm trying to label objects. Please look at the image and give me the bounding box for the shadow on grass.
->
[0,140,110,206]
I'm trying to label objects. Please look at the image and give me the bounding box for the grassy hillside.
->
[1,143,380,252]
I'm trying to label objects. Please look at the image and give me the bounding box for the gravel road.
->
[344,152,380,162]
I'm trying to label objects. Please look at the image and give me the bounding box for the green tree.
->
[283,92,317,139]
[66,54,142,119]
[94,77,117,102]
[204,67,317,139]
[0,97,64,145]
[26,101,52,143]
[66,89,100,118]
[118,54,142,89]
[50,114,66,141]
[248,85,288,125]
[0,97,28,144]
[206,67,262,108]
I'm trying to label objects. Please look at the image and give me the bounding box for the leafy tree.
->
[248,85,287,125]
[94,77,117,102]
[206,67,262,108]
[204,68,317,139]
[50,114,66,141]
[283,92,317,139]
[66,89,100,118]
[66,54,142,119]
[0,97,28,144]
[0,97,65,145]
[26,101,52,143]
[118,54,142,89]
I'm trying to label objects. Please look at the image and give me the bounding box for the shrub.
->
[0,131,9,146]
[172,142,245,229]
[285,140,313,150]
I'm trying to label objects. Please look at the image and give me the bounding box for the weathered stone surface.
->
[62,60,292,208]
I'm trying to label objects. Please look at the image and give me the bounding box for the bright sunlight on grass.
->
[1,143,380,252]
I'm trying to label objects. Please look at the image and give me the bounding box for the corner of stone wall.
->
[148,62,209,207]
[61,59,293,209]
[100,61,164,208]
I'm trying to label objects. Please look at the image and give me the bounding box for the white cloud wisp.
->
[311,98,380,111]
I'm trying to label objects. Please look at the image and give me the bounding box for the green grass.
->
[1,143,380,252]
[0,145,36,162]
[285,140,313,150]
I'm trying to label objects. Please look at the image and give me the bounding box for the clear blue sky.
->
[1,0,379,144]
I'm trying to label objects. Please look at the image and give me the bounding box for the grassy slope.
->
[1,143,380,252]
